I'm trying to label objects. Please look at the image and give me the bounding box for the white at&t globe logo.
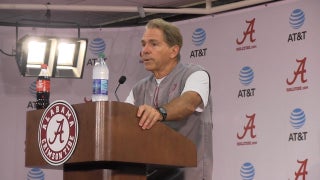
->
[89,38,106,56]
[27,168,45,180]
[29,80,37,98]
[290,108,306,129]
[239,66,254,86]
[289,9,305,29]
[192,28,206,46]
[240,162,255,180]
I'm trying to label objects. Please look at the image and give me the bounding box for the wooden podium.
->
[25,101,197,180]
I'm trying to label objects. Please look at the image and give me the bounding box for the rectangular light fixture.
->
[53,38,87,78]
[16,35,56,77]
[16,35,88,78]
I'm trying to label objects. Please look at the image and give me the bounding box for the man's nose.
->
[141,45,150,55]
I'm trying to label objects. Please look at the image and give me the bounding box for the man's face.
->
[140,28,173,73]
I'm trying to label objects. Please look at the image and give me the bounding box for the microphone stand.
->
[115,76,127,101]
[115,83,121,101]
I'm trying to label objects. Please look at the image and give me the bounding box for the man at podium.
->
[125,18,213,180]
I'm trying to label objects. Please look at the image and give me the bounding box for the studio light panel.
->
[16,35,87,78]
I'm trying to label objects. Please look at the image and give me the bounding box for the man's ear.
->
[169,45,180,59]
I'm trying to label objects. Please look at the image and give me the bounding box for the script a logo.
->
[236,18,257,51]
[38,100,79,166]
[237,113,257,146]
[294,159,308,180]
[286,57,308,92]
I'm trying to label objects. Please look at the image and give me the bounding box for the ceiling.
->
[0,0,279,28]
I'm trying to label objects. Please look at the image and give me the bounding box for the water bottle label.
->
[92,79,108,95]
[100,79,108,94]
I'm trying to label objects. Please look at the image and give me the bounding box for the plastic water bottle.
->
[36,64,50,109]
[92,54,109,101]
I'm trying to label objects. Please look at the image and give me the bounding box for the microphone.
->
[115,76,127,101]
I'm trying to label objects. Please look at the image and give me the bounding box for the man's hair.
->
[146,18,183,61]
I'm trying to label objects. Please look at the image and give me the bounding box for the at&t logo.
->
[89,38,106,56]
[86,38,108,69]
[38,100,79,166]
[27,168,45,180]
[240,162,255,180]
[288,9,307,42]
[190,28,207,58]
[238,66,256,98]
[27,80,37,109]
[288,108,307,141]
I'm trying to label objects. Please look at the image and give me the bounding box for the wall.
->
[0,0,318,179]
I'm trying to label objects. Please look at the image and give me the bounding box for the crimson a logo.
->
[291,159,308,180]
[286,57,308,92]
[236,18,257,51]
[38,100,79,166]
[236,113,257,146]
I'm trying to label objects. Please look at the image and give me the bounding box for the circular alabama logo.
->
[38,100,78,166]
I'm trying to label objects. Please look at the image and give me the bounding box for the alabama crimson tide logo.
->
[38,100,78,166]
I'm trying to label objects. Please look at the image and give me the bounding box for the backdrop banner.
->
[0,0,319,179]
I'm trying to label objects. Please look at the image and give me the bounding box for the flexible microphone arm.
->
[115,76,127,101]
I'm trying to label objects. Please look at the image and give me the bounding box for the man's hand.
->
[136,91,202,130]
[137,104,162,130]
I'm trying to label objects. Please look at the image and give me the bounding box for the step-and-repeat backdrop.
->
[0,0,319,179]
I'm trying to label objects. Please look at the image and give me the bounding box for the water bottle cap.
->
[98,53,105,59]
[41,64,48,69]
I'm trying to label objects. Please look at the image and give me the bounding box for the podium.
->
[25,101,197,180]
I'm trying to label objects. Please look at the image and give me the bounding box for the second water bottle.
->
[92,54,109,101]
